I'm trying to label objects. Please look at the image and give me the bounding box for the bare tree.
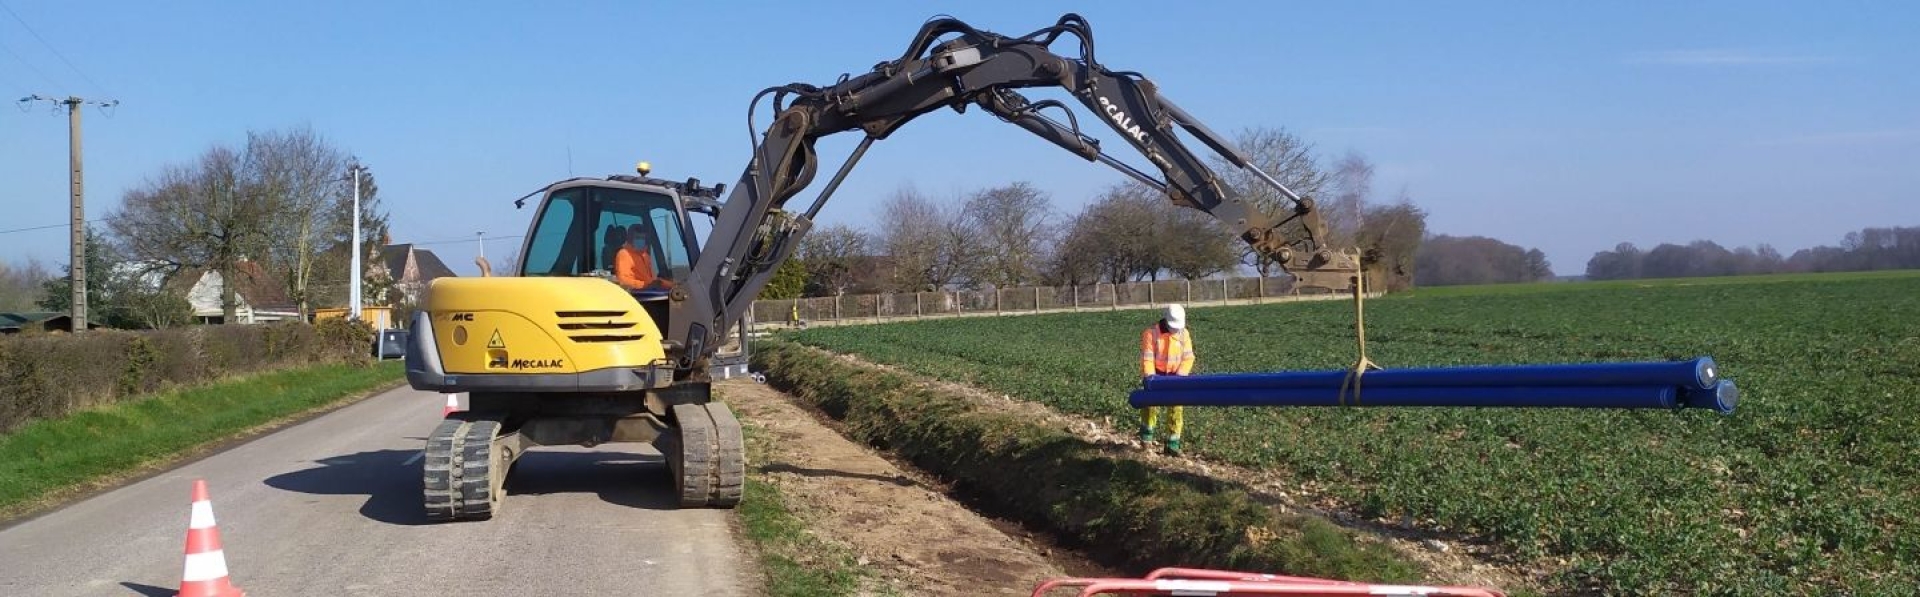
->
[797,223,872,296]
[1415,235,1553,286]
[1053,184,1162,284]
[0,258,52,312]
[1354,193,1429,290]
[1322,151,1374,247]
[1585,242,1645,280]
[1209,127,1328,276]
[876,185,971,291]
[111,146,274,322]
[252,127,348,318]
[963,182,1054,287]
[1155,199,1240,281]
[1044,211,1105,287]
[110,131,384,321]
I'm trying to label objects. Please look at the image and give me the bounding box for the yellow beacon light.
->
[636,161,652,176]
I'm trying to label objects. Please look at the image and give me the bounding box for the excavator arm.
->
[666,13,1360,373]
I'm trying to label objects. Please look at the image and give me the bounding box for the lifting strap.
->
[1338,254,1381,406]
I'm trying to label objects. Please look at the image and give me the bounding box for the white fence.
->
[751,276,1357,327]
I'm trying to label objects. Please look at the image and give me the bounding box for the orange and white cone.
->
[442,393,462,417]
[179,479,244,597]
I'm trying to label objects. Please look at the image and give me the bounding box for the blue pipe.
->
[1127,385,1692,410]
[1142,357,1718,392]
[1680,380,1739,415]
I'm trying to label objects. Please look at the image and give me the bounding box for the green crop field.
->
[787,270,1920,595]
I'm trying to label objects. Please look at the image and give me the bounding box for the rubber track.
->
[457,420,502,520]
[671,403,715,508]
[705,403,745,508]
[422,418,469,522]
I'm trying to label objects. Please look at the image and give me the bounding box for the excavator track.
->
[666,402,744,508]
[707,403,745,507]
[458,420,505,519]
[423,417,508,522]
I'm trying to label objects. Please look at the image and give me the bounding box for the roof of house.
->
[231,260,293,309]
[0,311,95,332]
[169,261,295,311]
[378,244,458,282]
[0,311,64,328]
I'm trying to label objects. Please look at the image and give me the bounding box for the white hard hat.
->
[1163,304,1186,330]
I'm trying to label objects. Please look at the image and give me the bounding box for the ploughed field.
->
[788,271,1920,595]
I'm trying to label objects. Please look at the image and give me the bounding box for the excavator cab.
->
[516,178,700,325]
[506,173,753,380]
[519,182,694,280]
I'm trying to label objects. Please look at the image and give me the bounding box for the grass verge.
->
[752,339,1418,582]
[735,419,875,597]
[0,361,404,519]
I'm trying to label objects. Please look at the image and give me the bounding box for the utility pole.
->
[476,231,487,264]
[21,95,117,332]
[349,164,366,320]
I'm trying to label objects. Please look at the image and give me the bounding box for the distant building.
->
[0,311,102,334]
[177,261,299,324]
[375,244,458,306]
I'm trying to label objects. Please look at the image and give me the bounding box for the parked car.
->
[373,328,409,360]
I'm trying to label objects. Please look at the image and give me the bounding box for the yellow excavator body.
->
[425,277,665,377]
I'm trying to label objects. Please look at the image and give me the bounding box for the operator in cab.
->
[615,223,675,292]
[1139,304,1194,455]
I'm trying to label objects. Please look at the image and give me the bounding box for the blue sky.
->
[2,1,1915,276]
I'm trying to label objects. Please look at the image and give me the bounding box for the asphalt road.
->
[0,385,756,596]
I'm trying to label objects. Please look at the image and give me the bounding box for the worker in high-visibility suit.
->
[1140,304,1194,455]
[615,223,675,292]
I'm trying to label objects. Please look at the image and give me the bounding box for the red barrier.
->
[1030,568,1504,597]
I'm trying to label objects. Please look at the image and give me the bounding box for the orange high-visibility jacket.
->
[614,244,658,289]
[1141,324,1195,376]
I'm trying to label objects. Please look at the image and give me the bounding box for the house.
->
[178,261,299,324]
[0,311,101,334]
[375,244,457,306]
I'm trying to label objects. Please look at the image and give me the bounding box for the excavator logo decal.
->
[1096,95,1148,143]
[509,358,564,370]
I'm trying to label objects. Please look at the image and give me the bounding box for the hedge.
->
[0,319,373,433]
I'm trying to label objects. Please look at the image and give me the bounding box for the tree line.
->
[1414,235,1555,286]
[1584,226,1920,280]
[8,126,392,328]
[767,127,1434,298]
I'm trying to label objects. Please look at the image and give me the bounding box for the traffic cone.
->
[442,393,461,417]
[179,479,244,597]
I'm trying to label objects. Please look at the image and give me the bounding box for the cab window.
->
[591,187,690,280]
[519,185,690,279]
[521,189,582,276]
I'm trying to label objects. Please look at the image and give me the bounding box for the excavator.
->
[403,13,1362,521]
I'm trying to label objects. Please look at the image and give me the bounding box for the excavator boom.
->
[669,13,1359,372]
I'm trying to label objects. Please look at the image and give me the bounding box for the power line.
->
[0,218,105,235]
[407,234,524,247]
[0,0,110,96]
[0,37,60,90]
